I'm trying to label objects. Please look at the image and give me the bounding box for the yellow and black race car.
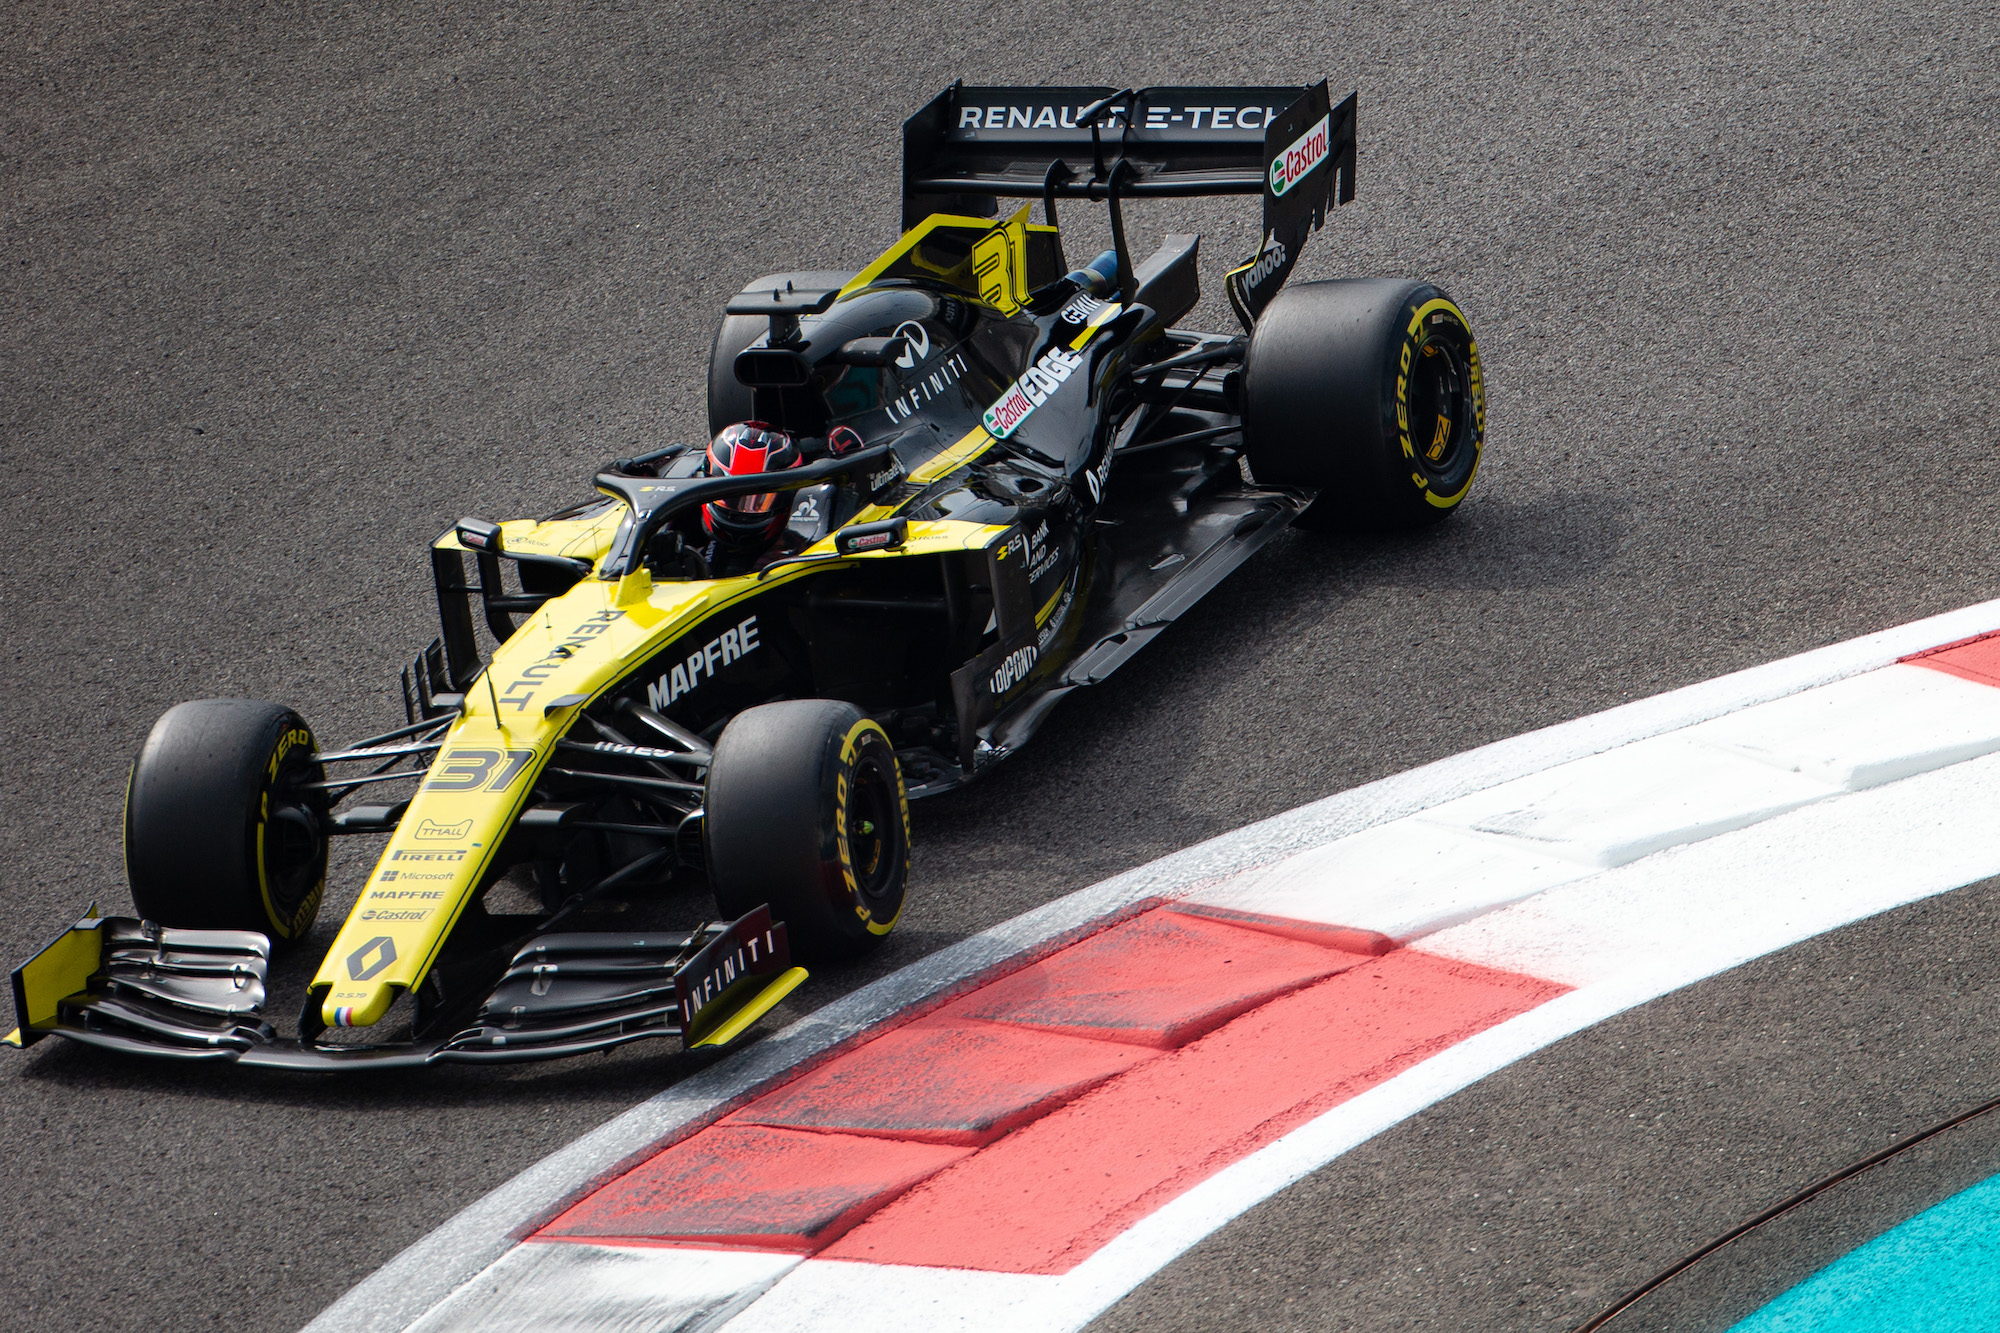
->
[7,81,1484,1070]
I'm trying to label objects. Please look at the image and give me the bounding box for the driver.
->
[701,421,804,573]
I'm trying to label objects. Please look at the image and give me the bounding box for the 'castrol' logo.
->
[990,644,1037,695]
[982,346,1084,440]
[1269,114,1330,197]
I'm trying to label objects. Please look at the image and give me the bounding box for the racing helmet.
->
[703,421,802,545]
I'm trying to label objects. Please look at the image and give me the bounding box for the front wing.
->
[5,905,804,1071]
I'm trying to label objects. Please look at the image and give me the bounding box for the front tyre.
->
[1244,278,1486,532]
[705,699,911,963]
[125,699,328,942]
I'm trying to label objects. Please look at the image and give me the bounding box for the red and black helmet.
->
[703,421,802,545]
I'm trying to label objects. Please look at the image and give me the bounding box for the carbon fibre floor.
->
[4,2,1999,1329]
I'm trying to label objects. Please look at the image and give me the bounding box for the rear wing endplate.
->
[903,83,1355,321]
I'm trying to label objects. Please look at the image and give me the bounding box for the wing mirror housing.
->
[456,517,504,552]
[835,517,909,555]
[832,335,909,367]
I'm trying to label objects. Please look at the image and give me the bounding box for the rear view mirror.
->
[832,336,909,368]
[835,518,909,555]
[456,518,503,552]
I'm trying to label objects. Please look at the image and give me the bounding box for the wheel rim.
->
[262,752,326,930]
[266,806,321,887]
[844,756,903,916]
[1406,337,1474,483]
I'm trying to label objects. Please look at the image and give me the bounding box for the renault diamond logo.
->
[347,935,397,981]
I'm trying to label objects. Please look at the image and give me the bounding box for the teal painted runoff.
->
[1728,1170,2000,1332]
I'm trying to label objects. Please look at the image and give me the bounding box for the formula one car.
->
[7,81,1484,1069]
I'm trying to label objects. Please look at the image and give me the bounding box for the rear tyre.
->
[708,270,857,435]
[125,699,328,942]
[705,699,910,963]
[1243,278,1486,532]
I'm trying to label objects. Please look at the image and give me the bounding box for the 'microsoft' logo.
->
[1269,114,1330,197]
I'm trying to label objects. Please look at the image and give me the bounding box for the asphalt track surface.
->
[4,2,1998,1330]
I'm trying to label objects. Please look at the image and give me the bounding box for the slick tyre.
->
[1244,278,1486,532]
[705,699,910,963]
[125,699,328,943]
[708,270,857,436]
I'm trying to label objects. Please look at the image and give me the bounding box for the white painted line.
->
[301,595,2000,1333]
[1197,664,2000,942]
[720,1258,1054,1333]
[1421,748,2000,986]
[1189,818,1589,941]
[1687,662,2000,791]
[1189,721,1857,942]
[1422,732,1837,867]
[406,1243,797,1333]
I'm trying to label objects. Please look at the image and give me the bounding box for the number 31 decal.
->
[424,748,535,792]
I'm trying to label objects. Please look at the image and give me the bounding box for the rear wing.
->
[903,83,1355,322]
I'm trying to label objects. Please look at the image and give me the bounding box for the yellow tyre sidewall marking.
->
[1395,297,1485,510]
[835,718,907,937]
